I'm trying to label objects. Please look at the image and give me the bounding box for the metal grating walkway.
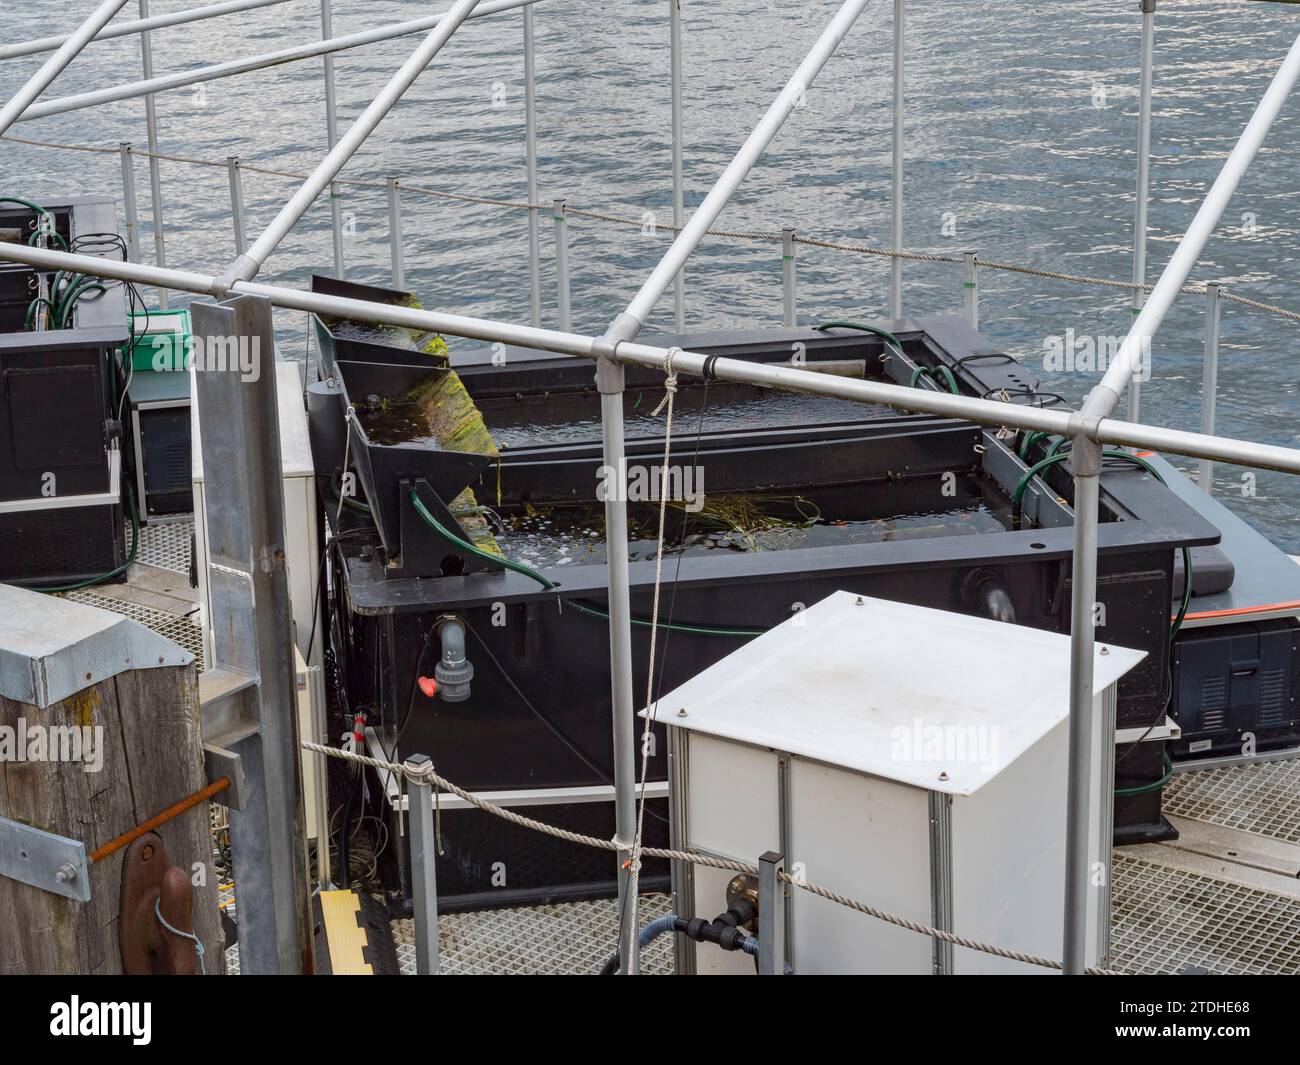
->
[1164,759,1300,844]
[64,587,204,670]
[1110,850,1300,975]
[391,894,675,975]
[134,519,194,575]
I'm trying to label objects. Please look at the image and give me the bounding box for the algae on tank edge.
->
[449,487,503,557]
[322,289,449,361]
[408,371,499,458]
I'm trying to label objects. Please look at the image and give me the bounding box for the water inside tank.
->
[478,380,902,448]
[486,472,1014,568]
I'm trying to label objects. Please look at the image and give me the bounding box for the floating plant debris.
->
[489,475,1014,568]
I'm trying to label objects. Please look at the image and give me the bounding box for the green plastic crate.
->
[128,308,191,372]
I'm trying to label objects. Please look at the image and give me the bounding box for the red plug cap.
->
[417,676,438,699]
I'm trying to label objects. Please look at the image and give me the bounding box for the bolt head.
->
[677,707,688,717]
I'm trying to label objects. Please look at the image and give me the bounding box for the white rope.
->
[626,345,682,959]
[300,738,1120,974]
[334,405,355,529]
[154,899,207,975]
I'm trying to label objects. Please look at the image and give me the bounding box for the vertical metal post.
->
[596,353,638,975]
[553,198,572,332]
[1199,283,1223,492]
[667,724,695,974]
[118,142,140,263]
[670,0,686,332]
[758,852,786,975]
[192,295,314,974]
[227,156,247,256]
[782,227,797,327]
[890,0,904,319]
[404,754,440,975]
[1063,436,1102,975]
[962,250,978,329]
[138,0,169,309]
[321,0,345,277]
[524,5,541,327]
[1128,0,1156,422]
[388,179,406,290]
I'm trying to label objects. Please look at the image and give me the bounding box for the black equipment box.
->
[128,369,193,518]
[1172,618,1300,760]
[0,196,130,586]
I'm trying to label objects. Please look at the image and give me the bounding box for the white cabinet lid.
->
[642,591,1145,796]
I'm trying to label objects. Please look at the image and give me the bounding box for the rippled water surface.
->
[4,1,1300,544]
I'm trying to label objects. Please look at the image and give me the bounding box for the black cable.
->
[980,384,1069,408]
[338,759,362,890]
[394,631,433,748]
[304,527,365,666]
[461,617,668,827]
[952,352,1018,369]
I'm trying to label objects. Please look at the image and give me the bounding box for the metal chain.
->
[6,131,1297,328]
[301,739,1121,974]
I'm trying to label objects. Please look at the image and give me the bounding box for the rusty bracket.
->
[118,831,198,975]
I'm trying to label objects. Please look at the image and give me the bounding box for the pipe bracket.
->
[210,254,259,298]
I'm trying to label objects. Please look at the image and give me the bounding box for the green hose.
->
[1013,449,1193,637]
[814,320,907,354]
[908,364,960,395]
[24,296,55,330]
[817,321,957,394]
[1018,430,1048,461]
[0,196,57,240]
[54,276,106,329]
[409,490,558,589]
[1114,752,1174,796]
[408,489,763,637]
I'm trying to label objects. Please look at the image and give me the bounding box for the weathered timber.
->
[0,663,224,974]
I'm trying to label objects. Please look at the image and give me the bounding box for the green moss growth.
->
[408,370,499,458]
[449,488,502,557]
[322,287,450,364]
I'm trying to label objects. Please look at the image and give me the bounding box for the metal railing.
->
[4,0,1300,977]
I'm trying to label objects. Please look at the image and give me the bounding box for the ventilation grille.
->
[1199,675,1229,732]
[1258,668,1289,726]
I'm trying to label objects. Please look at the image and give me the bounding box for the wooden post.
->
[0,588,224,974]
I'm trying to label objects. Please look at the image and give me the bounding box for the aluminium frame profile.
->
[0,0,132,136]
[5,238,1300,476]
[14,0,555,123]
[1067,26,1300,975]
[217,0,486,285]
[0,0,293,62]
[606,0,873,343]
[598,0,873,976]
